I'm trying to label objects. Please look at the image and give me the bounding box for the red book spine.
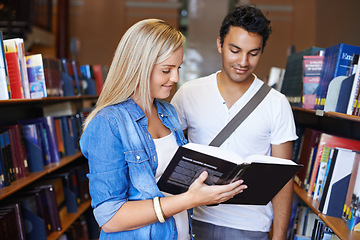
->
[5,52,23,99]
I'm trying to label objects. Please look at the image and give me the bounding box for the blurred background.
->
[1,0,359,87]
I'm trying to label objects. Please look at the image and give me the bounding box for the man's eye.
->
[250,52,259,56]
[230,50,239,54]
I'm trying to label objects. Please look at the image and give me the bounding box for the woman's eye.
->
[162,70,170,74]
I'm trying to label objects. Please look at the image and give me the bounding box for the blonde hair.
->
[83,19,185,131]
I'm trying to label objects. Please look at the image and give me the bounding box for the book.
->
[34,184,62,232]
[315,43,360,110]
[347,54,360,115]
[0,202,26,240]
[307,133,360,197]
[26,54,47,99]
[0,31,10,100]
[21,123,44,172]
[60,58,76,97]
[313,146,332,201]
[0,207,23,240]
[92,64,104,96]
[342,152,360,221]
[302,55,324,109]
[294,128,322,188]
[19,117,60,164]
[319,148,359,218]
[280,46,324,107]
[14,38,30,99]
[3,38,24,99]
[70,59,82,95]
[7,124,29,178]
[80,64,96,95]
[18,194,48,239]
[335,74,356,113]
[157,143,303,205]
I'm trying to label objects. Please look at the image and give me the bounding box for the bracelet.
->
[153,196,166,223]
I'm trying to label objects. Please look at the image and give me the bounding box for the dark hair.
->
[219,5,272,51]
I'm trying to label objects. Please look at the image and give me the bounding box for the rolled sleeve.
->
[80,114,129,226]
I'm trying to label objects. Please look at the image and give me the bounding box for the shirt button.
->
[160,114,164,117]
[136,155,140,160]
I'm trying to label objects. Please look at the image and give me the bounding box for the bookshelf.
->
[0,95,97,239]
[292,107,360,240]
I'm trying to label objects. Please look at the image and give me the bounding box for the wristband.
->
[153,196,166,223]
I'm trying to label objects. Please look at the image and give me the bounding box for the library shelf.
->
[47,200,92,240]
[294,184,360,240]
[293,107,360,239]
[0,152,83,200]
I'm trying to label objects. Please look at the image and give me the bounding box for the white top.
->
[153,132,190,240]
[171,72,298,232]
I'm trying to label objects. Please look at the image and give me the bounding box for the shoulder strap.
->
[209,83,272,147]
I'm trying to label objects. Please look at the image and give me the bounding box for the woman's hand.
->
[184,171,247,208]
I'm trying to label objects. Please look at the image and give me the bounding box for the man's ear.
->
[216,36,222,54]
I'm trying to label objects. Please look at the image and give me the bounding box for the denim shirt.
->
[80,98,190,240]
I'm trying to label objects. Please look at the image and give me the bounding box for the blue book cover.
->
[19,117,60,164]
[335,74,355,113]
[80,65,96,95]
[21,124,44,172]
[71,60,82,95]
[60,58,75,97]
[59,116,76,156]
[315,43,360,110]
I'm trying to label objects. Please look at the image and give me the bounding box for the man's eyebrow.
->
[229,44,261,52]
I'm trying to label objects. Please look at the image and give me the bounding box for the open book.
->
[157,143,303,205]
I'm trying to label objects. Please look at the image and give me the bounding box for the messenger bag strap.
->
[209,83,271,147]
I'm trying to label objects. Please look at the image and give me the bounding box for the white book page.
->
[183,143,296,165]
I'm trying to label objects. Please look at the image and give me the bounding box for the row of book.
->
[0,112,85,188]
[57,212,100,240]
[0,32,107,100]
[294,127,360,231]
[0,162,94,239]
[288,204,340,240]
[279,43,360,115]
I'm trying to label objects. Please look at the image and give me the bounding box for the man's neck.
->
[216,71,255,109]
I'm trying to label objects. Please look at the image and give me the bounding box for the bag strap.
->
[209,83,272,147]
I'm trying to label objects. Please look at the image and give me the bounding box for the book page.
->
[183,143,245,164]
[183,143,296,165]
[246,154,297,165]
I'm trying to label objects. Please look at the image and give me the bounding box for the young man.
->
[171,5,298,240]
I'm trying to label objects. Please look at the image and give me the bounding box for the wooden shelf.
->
[47,200,92,240]
[292,107,360,141]
[294,182,360,239]
[0,152,83,201]
[0,95,97,106]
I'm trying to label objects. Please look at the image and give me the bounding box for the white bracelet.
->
[153,196,166,223]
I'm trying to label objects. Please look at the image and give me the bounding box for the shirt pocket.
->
[125,149,157,191]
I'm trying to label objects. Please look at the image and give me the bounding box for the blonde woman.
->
[80,19,247,240]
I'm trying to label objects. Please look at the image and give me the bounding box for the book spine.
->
[3,39,24,99]
[315,44,360,110]
[0,32,10,100]
[26,54,47,99]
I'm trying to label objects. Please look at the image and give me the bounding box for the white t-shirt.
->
[153,132,190,240]
[171,72,298,232]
